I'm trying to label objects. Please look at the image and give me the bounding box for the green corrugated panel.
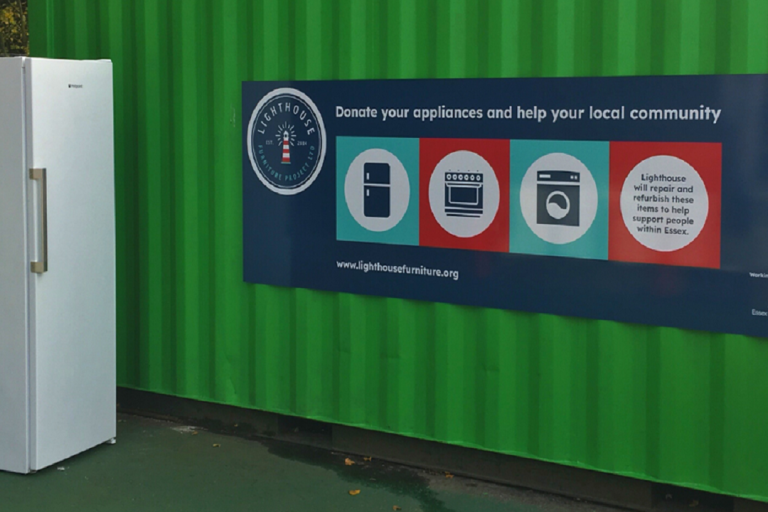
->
[28,0,768,502]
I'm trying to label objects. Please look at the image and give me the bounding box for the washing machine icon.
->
[536,171,580,226]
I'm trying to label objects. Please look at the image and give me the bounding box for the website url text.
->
[336,260,459,281]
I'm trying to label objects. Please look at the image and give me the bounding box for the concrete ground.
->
[0,414,625,512]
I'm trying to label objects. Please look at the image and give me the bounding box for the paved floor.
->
[0,414,623,512]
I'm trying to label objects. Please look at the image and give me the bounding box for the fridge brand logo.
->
[247,88,326,195]
[68,84,83,89]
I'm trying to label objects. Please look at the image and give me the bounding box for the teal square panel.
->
[337,137,420,245]
[509,140,609,260]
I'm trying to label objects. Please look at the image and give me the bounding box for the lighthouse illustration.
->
[276,122,296,165]
[281,131,290,164]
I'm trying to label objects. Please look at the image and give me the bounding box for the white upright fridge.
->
[0,57,116,474]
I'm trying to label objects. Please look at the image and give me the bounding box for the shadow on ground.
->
[0,414,624,512]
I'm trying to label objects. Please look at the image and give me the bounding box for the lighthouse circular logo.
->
[246,88,326,195]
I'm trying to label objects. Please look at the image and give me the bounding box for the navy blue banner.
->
[243,75,768,338]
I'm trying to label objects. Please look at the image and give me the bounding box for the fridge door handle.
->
[29,168,48,274]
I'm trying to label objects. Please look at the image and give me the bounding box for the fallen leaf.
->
[234,424,239,428]
[364,456,372,462]
[690,501,699,508]
[344,458,356,466]
[348,490,361,496]
[192,431,198,435]
[393,506,402,511]
[213,444,221,448]
[445,472,454,479]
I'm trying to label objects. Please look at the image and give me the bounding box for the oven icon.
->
[444,171,484,218]
[536,170,580,226]
[363,162,391,218]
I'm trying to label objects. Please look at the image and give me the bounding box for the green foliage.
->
[0,0,27,56]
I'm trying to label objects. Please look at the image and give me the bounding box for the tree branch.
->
[15,0,26,53]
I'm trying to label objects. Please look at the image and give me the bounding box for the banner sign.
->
[242,75,768,337]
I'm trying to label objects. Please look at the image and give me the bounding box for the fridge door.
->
[364,185,391,218]
[25,58,116,471]
[363,162,390,185]
[0,57,31,474]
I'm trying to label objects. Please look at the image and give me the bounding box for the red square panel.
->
[419,139,510,252]
[608,142,721,269]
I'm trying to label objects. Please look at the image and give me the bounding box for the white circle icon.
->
[344,149,410,232]
[519,153,598,244]
[620,155,708,252]
[428,151,500,238]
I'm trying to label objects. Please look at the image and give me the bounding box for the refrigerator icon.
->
[363,162,390,218]
[0,58,116,474]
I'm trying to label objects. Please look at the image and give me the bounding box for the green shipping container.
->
[29,0,768,502]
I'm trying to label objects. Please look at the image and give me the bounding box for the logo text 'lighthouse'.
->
[247,87,326,195]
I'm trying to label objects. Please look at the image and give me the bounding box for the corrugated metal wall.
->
[28,0,768,502]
